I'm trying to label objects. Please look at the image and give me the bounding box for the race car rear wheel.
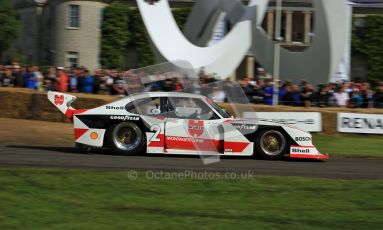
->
[255,130,288,160]
[107,122,145,155]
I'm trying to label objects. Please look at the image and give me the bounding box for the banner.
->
[337,113,383,134]
[331,3,353,82]
[243,112,322,132]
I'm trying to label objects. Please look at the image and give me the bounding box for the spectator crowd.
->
[1,63,382,108]
[238,70,383,109]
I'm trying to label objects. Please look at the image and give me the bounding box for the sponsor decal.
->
[90,132,98,140]
[289,146,328,160]
[164,135,248,153]
[260,118,315,126]
[291,147,310,154]
[110,115,140,121]
[290,146,317,155]
[338,113,383,134]
[243,112,322,132]
[167,136,204,143]
[106,105,125,110]
[54,94,64,106]
[341,117,383,129]
[294,137,311,142]
[232,124,257,130]
[188,120,204,137]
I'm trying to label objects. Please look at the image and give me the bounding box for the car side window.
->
[125,97,163,116]
[165,97,219,120]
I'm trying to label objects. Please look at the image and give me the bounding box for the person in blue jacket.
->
[23,66,36,89]
[263,80,274,105]
[81,69,95,93]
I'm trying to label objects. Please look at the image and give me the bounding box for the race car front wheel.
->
[107,122,145,155]
[255,130,288,160]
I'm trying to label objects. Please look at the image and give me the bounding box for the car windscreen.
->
[125,97,162,116]
[165,97,219,120]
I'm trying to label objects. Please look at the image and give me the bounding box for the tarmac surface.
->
[0,144,382,179]
[0,118,381,180]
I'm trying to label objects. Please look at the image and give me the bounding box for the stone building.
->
[11,0,107,70]
[237,0,383,80]
[9,0,383,78]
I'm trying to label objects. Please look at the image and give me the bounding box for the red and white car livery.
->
[48,91,328,160]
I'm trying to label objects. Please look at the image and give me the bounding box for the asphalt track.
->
[0,144,382,179]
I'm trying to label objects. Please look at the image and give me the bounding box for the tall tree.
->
[100,3,131,69]
[0,0,21,61]
[352,15,383,84]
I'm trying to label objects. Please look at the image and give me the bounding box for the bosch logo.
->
[295,137,311,142]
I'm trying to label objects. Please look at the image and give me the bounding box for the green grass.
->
[0,168,382,230]
[312,134,383,158]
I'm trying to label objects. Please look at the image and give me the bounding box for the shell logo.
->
[90,132,98,140]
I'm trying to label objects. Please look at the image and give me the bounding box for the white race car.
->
[48,91,328,160]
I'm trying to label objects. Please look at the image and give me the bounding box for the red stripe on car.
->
[290,153,329,160]
[164,136,249,152]
[74,128,89,141]
[65,108,89,121]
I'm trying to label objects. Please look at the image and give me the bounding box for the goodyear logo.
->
[232,124,257,130]
[110,116,139,121]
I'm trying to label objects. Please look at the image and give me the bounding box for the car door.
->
[125,96,168,154]
[163,97,224,154]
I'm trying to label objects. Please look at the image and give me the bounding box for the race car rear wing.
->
[47,91,85,120]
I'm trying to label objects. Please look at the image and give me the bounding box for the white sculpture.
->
[137,0,349,85]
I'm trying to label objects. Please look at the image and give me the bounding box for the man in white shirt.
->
[334,86,349,107]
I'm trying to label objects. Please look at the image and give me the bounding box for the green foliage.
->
[100,3,131,69]
[352,15,383,84]
[129,7,192,68]
[0,0,21,59]
[173,8,192,31]
[129,10,156,67]
[101,3,191,69]
[5,47,28,65]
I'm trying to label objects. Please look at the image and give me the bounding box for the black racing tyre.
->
[255,129,288,160]
[107,122,145,156]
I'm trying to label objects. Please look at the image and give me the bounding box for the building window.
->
[66,52,79,68]
[68,5,80,28]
